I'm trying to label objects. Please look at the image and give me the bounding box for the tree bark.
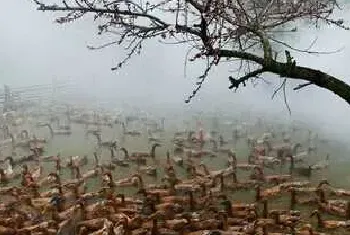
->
[268,61,350,105]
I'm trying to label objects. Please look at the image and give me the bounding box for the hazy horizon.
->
[1,1,350,142]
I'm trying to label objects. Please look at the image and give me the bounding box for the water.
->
[3,114,350,233]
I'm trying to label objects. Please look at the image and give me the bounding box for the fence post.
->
[3,85,10,112]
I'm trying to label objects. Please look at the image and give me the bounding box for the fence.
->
[0,80,78,112]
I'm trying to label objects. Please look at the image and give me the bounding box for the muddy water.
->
[4,117,350,233]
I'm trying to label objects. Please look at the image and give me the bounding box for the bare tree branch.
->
[229,68,265,91]
[272,78,291,115]
[269,36,344,55]
[185,58,215,103]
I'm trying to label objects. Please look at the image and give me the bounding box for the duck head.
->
[102,172,113,184]
[21,164,28,175]
[50,194,62,206]
[48,173,60,184]
[4,156,14,168]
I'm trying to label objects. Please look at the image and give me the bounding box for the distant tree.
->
[32,0,350,106]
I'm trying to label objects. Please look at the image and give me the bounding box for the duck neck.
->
[290,189,296,211]
[346,202,350,220]
[135,175,143,190]
[118,194,125,204]
[150,144,157,159]
[166,151,170,164]
[188,191,195,211]
[121,148,129,159]
[56,159,61,172]
[219,175,224,192]
[221,213,228,230]
[0,171,7,183]
[255,186,261,202]
[110,148,115,159]
[151,217,158,235]
[262,200,268,218]
[224,200,233,217]
[232,173,237,183]
[202,165,210,175]
[289,156,295,174]
[75,167,81,179]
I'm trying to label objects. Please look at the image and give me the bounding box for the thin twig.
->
[269,37,344,55]
[293,82,313,90]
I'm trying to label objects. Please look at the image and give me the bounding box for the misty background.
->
[1,1,350,141]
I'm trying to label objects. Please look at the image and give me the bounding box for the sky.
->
[1,1,350,139]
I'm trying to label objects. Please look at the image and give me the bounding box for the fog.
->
[1,1,350,140]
